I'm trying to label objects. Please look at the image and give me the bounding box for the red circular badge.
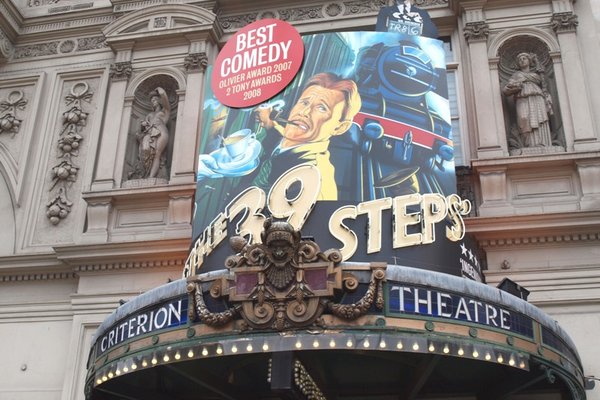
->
[212,19,304,108]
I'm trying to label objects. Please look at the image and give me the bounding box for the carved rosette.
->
[46,82,92,225]
[0,90,27,137]
[109,61,132,81]
[551,12,578,33]
[187,219,386,331]
[464,21,490,42]
[184,52,208,72]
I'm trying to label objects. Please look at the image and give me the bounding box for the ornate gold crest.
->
[187,219,386,331]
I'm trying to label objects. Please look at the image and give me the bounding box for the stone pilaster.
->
[462,5,507,159]
[92,48,133,190]
[551,8,599,151]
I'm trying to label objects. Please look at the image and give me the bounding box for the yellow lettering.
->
[329,205,358,260]
[393,194,423,248]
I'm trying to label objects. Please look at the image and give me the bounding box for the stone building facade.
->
[0,0,599,399]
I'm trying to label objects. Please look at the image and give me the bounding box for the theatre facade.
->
[1,0,599,399]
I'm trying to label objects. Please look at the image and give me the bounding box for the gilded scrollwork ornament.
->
[0,90,27,137]
[46,82,92,225]
[188,219,387,331]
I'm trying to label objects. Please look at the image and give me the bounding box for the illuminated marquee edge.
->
[86,265,585,399]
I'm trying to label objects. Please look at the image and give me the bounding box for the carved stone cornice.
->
[109,61,133,81]
[477,232,600,248]
[465,210,600,249]
[464,21,489,42]
[0,271,77,282]
[184,52,208,72]
[551,12,578,33]
[54,238,189,270]
[75,258,186,272]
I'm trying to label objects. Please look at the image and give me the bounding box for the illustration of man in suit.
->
[255,72,361,200]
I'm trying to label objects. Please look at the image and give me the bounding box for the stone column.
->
[91,45,133,191]
[551,4,599,151]
[463,4,507,159]
[550,52,576,150]
[169,38,211,185]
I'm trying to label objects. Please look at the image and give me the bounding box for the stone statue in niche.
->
[503,52,553,149]
[128,87,170,180]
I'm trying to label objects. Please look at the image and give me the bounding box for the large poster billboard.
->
[185,30,480,281]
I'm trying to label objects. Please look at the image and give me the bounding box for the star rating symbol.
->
[460,243,468,256]
[468,249,474,262]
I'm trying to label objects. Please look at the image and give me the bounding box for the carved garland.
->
[187,220,386,331]
[0,90,27,137]
[46,82,92,225]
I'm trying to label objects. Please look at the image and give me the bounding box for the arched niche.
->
[497,35,565,156]
[123,74,179,185]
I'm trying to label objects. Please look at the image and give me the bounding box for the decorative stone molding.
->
[21,16,115,35]
[220,13,259,31]
[183,52,208,72]
[58,39,76,54]
[11,37,107,60]
[14,41,59,59]
[279,5,325,21]
[551,12,578,33]
[28,0,61,6]
[46,82,93,225]
[464,21,490,42]
[75,258,186,272]
[48,2,94,14]
[0,271,76,282]
[109,61,133,81]
[77,36,108,51]
[479,232,600,248]
[0,29,14,63]
[112,0,216,13]
[0,90,27,138]
[219,0,395,31]
[414,0,448,5]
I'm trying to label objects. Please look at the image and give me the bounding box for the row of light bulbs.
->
[95,335,529,386]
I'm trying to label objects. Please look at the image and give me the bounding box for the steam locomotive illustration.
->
[345,39,454,201]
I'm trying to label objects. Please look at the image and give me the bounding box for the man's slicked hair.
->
[304,72,362,122]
